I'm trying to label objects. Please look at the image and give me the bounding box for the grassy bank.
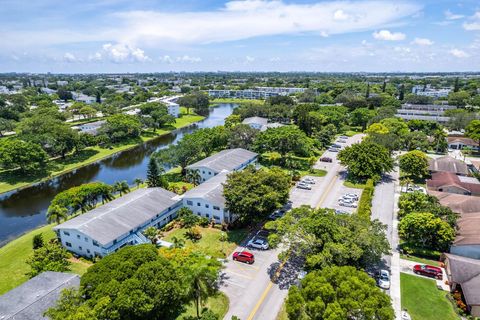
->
[0,224,92,295]
[0,112,204,195]
[401,273,458,320]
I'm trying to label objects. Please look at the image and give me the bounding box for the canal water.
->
[0,103,235,246]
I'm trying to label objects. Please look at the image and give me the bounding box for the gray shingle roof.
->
[242,117,268,126]
[186,148,257,173]
[444,253,480,305]
[53,188,179,245]
[182,171,228,207]
[0,272,80,320]
[428,156,469,175]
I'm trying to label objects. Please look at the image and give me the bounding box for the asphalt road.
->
[221,134,364,320]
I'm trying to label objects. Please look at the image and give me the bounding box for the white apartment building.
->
[411,84,452,98]
[396,103,456,123]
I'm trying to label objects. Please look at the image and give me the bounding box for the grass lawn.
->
[164,166,194,193]
[0,224,91,295]
[344,130,363,137]
[343,180,366,189]
[276,302,288,320]
[209,98,264,105]
[164,227,248,259]
[401,254,442,267]
[0,113,204,195]
[401,273,458,320]
[177,292,229,319]
[301,168,327,177]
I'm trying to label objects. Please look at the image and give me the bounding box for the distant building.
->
[186,148,258,183]
[242,117,268,130]
[53,188,182,258]
[428,156,470,176]
[71,120,105,135]
[182,171,231,223]
[0,271,80,320]
[448,136,480,151]
[411,84,452,98]
[56,80,68,86]
[255,87,311,94]
[261,122,285,132]
[206,89,280,100]
[396,104,456,123]
[72,93,96,104]
[427,171,480,196]
[40,87,56,95]
[147,96,180,118]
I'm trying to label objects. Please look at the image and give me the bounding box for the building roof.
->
[182,171,228,207]
[186,148,257,173]
[242,117,268,126]
[260,122,284,132]
[447,136,479,147]
[444,253,480,306]
[427,171,480,195]
[0,272,80,320]
[428,156,470,175]
[53,188,179,246]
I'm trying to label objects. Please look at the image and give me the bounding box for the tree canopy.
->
[0,138,48,173]
[254,125,315,157]
[399,150,430,180]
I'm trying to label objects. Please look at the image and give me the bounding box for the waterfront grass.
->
[0,112,204,195]
[177,292,229,319]
[401,273,458,320]
[164,227,248,259]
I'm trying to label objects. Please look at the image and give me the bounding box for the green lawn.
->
[401,273,458,320]
[344,130,363,137]
[177,292,229,319]
[0,224,91,295]
[301,168,327,177]
[164,227,248,259]
[0,113,204,195]
[343,180,366,189]
[401,254,442,267]
[276,302,289,320]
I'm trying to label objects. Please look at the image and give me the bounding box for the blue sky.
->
[0,0,479,72]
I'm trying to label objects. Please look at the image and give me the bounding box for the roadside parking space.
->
[322,181,362,214]
[289,175,325,208]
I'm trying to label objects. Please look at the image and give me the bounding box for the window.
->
[79,246,82,251]
[213,215,220,220]
[187,200,193,206]
[197,202,201,206]
[209,171,212,175]
[113,239,117,244]
[87,249,91,254]
[63,231,70,236]
[77,235,80,239]
[93,241,99,247]
[84,237,88,242]
[213,206,220,210]
[205,204,209,208]
[206,214,210,218]
[65,242,72,247]
[202,171,205,174]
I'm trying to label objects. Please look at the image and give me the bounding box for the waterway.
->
[0,103,235,246]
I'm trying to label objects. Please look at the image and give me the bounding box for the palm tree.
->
[188,260,220,319]
[46,205,68,224]
[186,169,201,186]
[171,236,185,249]
[134,178,144,189]
[100,187,114,204]
[143,226,159,244]
[400,177,413,192]
[113,181,130,196]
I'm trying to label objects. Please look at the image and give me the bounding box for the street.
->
[221,134,364,320]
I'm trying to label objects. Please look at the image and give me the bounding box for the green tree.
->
[350,108,376,130]
[49,182,114,214]
[99,114,142,143]
[399,150,429,180]
[224,114,241,128]
[227,124,258,150]
[466,119,480,146]
[0,138,48,173]
[365,123,389,135]
[399,212,455,251]
[448,90,470,107]
[113,180,130,195]
[186,169,202,186]
[431,129,448,153]
[32,233,44,250]
[178,207,200,228]
[146,157,165,188]
[178,92,210,116]
[403,131,430,151]
[223,168,291,224]
[398,191,457,226]
[27,241,70,277]
[46,205,68,224]
[143,226,159,244]
[338,141,393,181]
[254,125,314,157]
[139,102,176,132]
[286,266,394,320]
[134,178,144,189]
[0,118,15,136]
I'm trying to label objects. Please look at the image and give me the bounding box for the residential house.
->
[71,120,106,135]
[429,156,470,176]
[53,188,182,258]
[442,253,480,317]
[181,171,231,223]
[185,148,258,183]
[73,93,96,104]
[448,136,479,151]
[430,191,480,259]
[426,172,480,196]
[0,272,80,320]
[242,117,268,130]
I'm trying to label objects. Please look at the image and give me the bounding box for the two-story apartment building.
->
[186,148,258,183]
[53,188,181,258]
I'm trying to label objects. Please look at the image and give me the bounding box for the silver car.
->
[247,237,269,250]
[302,178,315,184]
[339,201,357,208]
[297,183,312,190]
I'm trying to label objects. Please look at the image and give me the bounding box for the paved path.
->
[221,134,364,320]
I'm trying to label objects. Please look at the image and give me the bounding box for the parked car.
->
[320,157,333,163]
[337,139,347,143]
[339,201,357,208]
[331,144,342,148]
[233,251,255,264]
[335,209,349,215]
[378,269,390,289]
[328,147,340,152]
[413,264,443,279]
[302,178,315,184]
[256,230,270,238]
[284,200,293,209]
[338,197,355,203]
[342,193,359,201]
[339,135,348,139]
[297,183,312,190]
[247,237,269,250]
[269,209,285,220]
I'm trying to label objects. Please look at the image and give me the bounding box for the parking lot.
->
[289,175,326,208]
[321,172,362,214]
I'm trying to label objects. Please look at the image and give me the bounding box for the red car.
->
[320,157,333,163]
[233,251,255,264]
[413,264,443,279]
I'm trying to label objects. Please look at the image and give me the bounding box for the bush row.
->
[357,179,374,218]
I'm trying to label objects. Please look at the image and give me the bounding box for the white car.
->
[343,193,359,201]
[247,237,269,250]
[339,201,357,208]
[378,269,390,289]
[302,178,315,184]
[328,147,340,152]
[338,197,355,203]
[297,183,312,190]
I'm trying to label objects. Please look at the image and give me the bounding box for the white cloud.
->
[444,10,464,20]
[463,11,480,31]
[95,43,150,63]
[372,30,406,41]
[245,55,255,63]
[63,52,78,62]
[412,37,433,46]
[269,57,281,62]
[450,48,470,58]
[333,9,349,21]
[176,55,202,63]
[114,1,420,46]
[159,55,173,63]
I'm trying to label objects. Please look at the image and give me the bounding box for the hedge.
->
[357,179,374,218]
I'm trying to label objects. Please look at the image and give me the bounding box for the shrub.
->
[357,179,374,218]
[185,227,202,242]
[199,217,210,227]
[32,233,44,249]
